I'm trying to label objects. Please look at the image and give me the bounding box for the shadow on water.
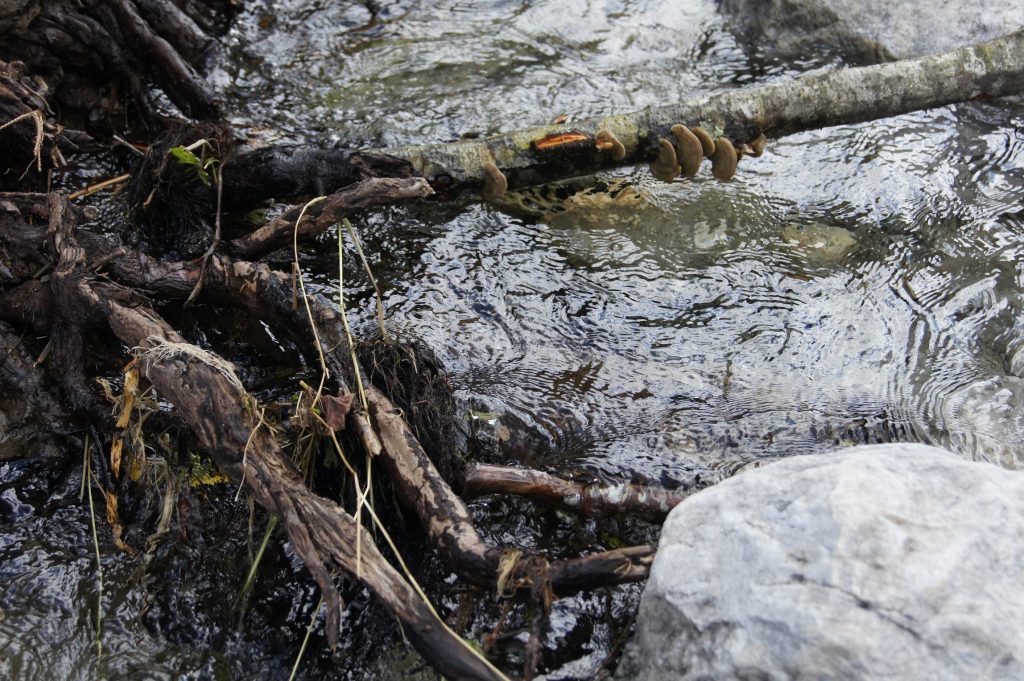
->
[4,0,1024,679]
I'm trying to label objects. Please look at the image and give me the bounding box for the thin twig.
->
[343,218,390,342]
[0,109,45,173]
[68,174,131,201]
[83,434,104,663]
[289,595,325,681]
[292,196,330,407]
[186,158,224,305]
[337,223,369,411]
[112,135,146,156]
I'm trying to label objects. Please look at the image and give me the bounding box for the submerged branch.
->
[226,177,432,260]
[462,464,693,521]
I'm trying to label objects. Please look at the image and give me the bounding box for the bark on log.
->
[361,29,1024,195]
[104,0,218,119]
[221,147,419,208]
[0,319,79,459]
[1,0,223,124]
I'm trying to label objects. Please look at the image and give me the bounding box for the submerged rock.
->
[618,444,1024,681]
[781,221,856,260]
[721,0,1024,63]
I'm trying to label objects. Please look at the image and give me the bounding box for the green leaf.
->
[169,145,212,184]
[169,145,201,167]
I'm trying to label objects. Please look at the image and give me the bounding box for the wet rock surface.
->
[619,444,1024,681]
[721,0,1024,62]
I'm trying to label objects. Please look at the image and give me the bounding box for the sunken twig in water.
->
[462,464,694,521]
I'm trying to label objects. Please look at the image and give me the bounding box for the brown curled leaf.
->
[321,391,355,432]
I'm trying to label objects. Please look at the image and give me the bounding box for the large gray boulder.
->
[618,444,1024,681]
[721,0,1024,63]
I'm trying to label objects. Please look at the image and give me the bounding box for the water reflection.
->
[218,0,818,145]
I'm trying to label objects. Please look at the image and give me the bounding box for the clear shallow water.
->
[215,0,1024,478]
[6,1,1024,680]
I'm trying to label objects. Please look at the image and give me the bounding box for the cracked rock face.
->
[618,444,1024,681]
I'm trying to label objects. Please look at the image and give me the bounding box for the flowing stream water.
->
[3,1,1023,679]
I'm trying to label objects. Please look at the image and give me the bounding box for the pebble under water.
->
[4,1,1024,679]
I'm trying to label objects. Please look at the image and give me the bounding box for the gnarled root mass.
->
[1,183,661,680]
[0,0,230,125]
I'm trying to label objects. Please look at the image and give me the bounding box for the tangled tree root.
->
[1,181,667,680]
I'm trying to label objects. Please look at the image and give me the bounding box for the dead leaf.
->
[321,391,355,432]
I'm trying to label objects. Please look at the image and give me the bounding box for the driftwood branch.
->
[367,387,655,591]
[88,228,657,592]
[226,176,433,260]
[2,186,663,678]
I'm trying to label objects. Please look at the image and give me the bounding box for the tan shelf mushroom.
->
[482,162,508,200]
[649,138,681,182]
[671,124,703,178]
[710,138,738,180]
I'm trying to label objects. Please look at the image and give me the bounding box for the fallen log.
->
[385,29,1024,193]
[230,29,1024,200]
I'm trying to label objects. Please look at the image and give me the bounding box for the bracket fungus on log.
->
[710,137,738,181]
[595,129,626,160]
[748,132,767,157]
[691,127,716,158]
[671,124,703,178]
[481,161,508,200]
[649,138,681,182]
